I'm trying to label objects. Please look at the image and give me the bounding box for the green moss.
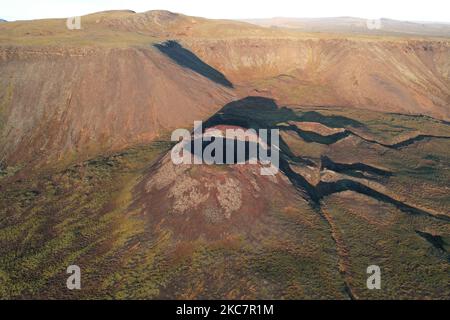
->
[0,141,170,298]
[0,81,14,131]
[323,193,449,299]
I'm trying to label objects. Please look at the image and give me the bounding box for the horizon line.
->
[2,9,450,25]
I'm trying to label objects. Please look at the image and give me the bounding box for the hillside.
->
[1,10,449,169]
[0,10,449,300]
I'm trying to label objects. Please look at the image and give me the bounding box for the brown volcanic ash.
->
[183,38,450,120]
[136,152,295,241]
[0,46,234,166]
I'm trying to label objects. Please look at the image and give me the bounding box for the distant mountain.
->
[0,19,7,23]
[242,17,450,37]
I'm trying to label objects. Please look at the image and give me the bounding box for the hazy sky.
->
[1,0,449,23]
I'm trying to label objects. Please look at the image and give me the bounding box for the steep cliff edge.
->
[182,38,450,119]
[0,46,234,167]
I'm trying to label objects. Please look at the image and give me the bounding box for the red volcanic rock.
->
[135,153,294,241]
[0,46,235,167]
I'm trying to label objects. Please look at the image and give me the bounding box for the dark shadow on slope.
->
[321,156,393,181]
[183,137,272,164]
[297,111,364,128]
[204,96,280,127]
[279,159,320,203]
[415,230,447,252]
[202,97,328,201]
[204,97,364,140]
[279,124,351,145]
[200,96,448,221]
[203,97,365,165]
[316,179,450,222]
[204,98,318,168]
[154,40,234,88]
[416,231,449,262]
[193,95,450,291]
[391,135,450,149]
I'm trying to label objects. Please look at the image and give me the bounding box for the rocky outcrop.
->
[183,38,450,120]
